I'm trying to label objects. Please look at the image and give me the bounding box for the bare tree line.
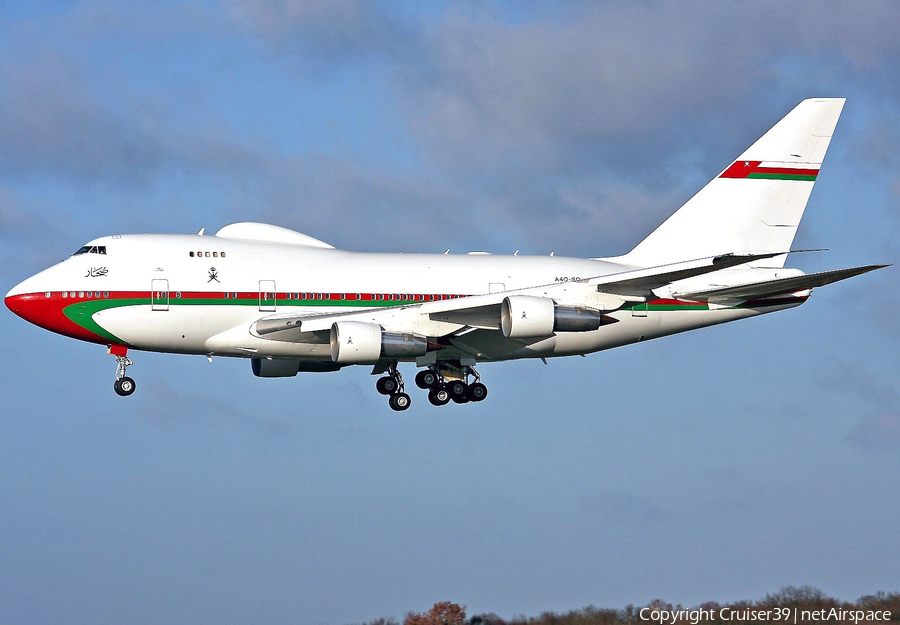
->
[352,587,900,625]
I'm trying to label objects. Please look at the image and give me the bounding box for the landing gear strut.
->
[378,362,410,411]
[462,366,487,402]
[112,351,136,397]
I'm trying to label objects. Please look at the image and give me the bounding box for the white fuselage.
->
[5,232,802,367]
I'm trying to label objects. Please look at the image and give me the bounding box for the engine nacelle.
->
[251,357,301,378]
[501,295,555,338]
[501,295,603,338]
[330,321,428,364]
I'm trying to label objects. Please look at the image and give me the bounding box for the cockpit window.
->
[73,245,107,256]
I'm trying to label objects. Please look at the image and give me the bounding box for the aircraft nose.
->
[6,277,112,345]
[6,273,53,322]
[6,281,33,320]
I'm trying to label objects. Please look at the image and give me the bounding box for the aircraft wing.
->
[254,292,509,336]
[672,264,888,303]
[252,251,790,340]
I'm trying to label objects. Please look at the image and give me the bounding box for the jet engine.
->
[501,295,603,338]
[330,321,428,364]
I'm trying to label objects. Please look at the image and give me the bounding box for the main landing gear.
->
[376,363,411,411]
[376,363,488,411]
[110,346,136,397]
[415,365,487,407]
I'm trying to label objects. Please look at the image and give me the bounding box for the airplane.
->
[4,98,888,411]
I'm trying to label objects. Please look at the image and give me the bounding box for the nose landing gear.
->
[111,347,136,397]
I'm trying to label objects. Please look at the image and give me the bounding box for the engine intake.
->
[501,295,602,338]
[330,321,428,364]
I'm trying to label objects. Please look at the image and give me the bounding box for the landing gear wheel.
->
[376,376,398,395]
[446,380,467,399]
[466,382,488,402]
[415,369,440,389]
[111,353,135,396]
[428,386,451,406]
[389,392,411,411]
[114,376,136,397]
[452,392,470,404]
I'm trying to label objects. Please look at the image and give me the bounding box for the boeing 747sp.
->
[5,98,887,410]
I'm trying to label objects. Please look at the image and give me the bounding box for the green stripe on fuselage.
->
[624,303,709,311]
[63,296,421,342]
[63,298,145,343]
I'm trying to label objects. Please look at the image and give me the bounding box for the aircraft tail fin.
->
[618,98,846,269]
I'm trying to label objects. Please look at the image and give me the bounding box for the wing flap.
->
[673,265,888,303]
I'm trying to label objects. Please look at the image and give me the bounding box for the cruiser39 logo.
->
[85,267,108,277]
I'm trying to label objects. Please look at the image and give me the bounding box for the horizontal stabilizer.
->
[590,251,787,296]
[673,265,888,303]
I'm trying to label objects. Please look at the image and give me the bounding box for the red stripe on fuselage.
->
[5,292,110,345]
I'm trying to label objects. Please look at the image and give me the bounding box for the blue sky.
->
[1,1,898,623]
